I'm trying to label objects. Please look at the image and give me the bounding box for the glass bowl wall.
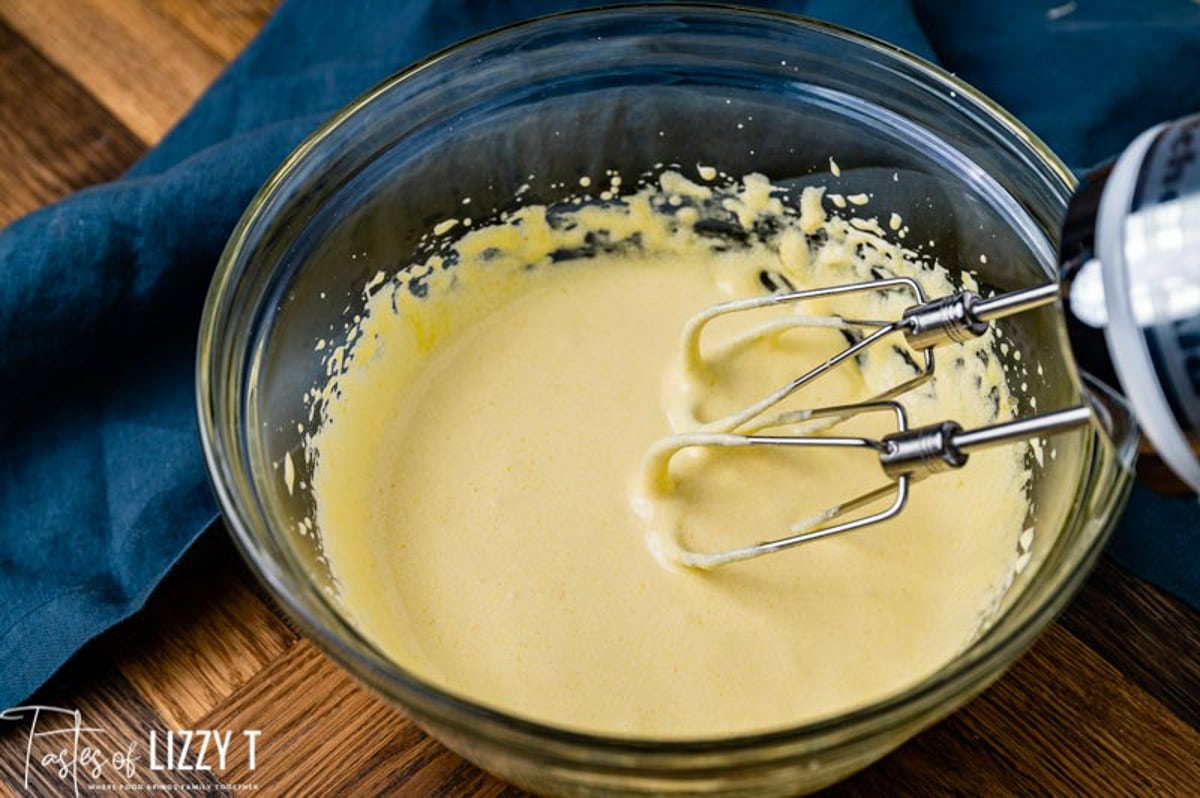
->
[198,7,1137,795]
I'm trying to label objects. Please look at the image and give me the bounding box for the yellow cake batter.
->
[305,170,1031,738]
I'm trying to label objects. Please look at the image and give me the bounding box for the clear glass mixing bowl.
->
[197,6,1138,795]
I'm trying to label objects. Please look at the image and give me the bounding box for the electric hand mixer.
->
[656,115,1200,569]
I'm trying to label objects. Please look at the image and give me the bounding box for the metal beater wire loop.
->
[681,278,935,433]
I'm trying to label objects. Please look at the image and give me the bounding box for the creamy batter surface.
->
[306,170,1032,738]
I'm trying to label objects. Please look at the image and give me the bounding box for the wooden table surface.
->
[1,2,1198,795]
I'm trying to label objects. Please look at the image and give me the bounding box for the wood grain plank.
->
[0,20,144,225]
[0,658,219,795]
[0,0,226,143]
[197,639,514,796]
[350,725,526,798]
[1058,557,1200,730]
[149,0,278,62]
[834,622,1200,795]
[108,533,298,731]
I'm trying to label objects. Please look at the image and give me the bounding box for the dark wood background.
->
[0,1,1197,795]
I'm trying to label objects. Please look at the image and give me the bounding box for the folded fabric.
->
[1,0,1197,711]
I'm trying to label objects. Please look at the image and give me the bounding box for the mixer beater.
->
[654,279,1094,569]
[678,275,1060,434]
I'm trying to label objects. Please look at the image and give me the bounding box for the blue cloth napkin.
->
[1,0,1197,710]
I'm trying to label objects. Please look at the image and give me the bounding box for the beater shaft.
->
[972,282,1060,323]
[900,282,1059,351]
[878,404,1092,479]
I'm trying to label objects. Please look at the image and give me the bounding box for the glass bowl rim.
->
[197,2,1129,759]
